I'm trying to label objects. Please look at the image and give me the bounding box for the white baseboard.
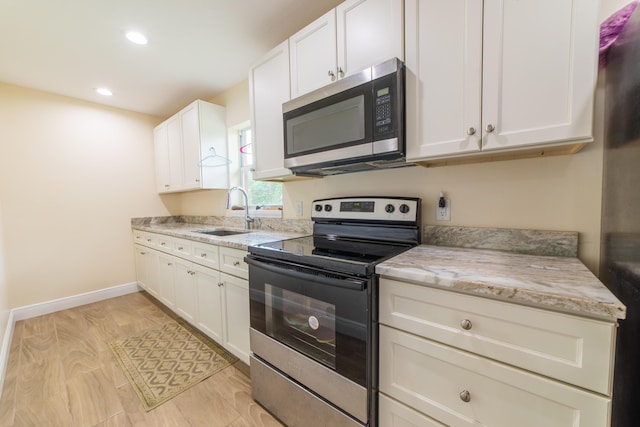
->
[12,282,139,321]
[0,282,140,399]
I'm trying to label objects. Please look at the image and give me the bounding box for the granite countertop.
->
[132,221,306,251]
[377,245,626,321]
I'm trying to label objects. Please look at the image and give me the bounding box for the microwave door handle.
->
[244,257,366,291]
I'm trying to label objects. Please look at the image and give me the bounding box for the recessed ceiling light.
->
[95,88,113,96]
[126,31,148,45]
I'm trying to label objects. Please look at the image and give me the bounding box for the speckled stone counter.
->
[377,245,626,320]
[131,216,309,251]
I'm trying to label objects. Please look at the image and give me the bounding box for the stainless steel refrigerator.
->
[601,4,640,426]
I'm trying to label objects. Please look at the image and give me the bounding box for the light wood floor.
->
[0,291,284,426]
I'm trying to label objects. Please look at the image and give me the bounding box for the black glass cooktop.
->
[248,235,412,277]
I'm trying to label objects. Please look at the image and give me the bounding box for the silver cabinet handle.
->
[218,282,223,287]
[460,319,472,330]
[467,127,476,135]
[201,253,207,258]
[160,242,166,246]
[328,70,336,81]
[485,124,495,133]
[337,67,344,78]
[195,179,200,182]
[164,184,170,188]
[167,262,172,266]
[178,246,183,250]
[147,239,152,242]
[459,390,471,402]
[233,261,240,266]
[140,251,146,255]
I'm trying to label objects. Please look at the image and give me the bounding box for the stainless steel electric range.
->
[245,196,421,427]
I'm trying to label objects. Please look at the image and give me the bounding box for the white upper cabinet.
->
[290,0,404,98]
[336,0,404,79]
[405,0,600,164]
[248,40,294,181]
[153,100,229,193]
[289,10,337,99]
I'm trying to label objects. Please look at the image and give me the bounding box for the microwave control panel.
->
[375,87,393,133]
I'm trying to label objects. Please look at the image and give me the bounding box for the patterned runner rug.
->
[109,321,238,411]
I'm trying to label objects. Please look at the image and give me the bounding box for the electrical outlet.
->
[436,199,451,221]
[295,201,303,217]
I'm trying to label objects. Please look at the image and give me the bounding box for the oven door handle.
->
[245,257,366,291]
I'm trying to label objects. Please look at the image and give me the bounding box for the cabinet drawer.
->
[172,238,193,259]
[379,326,610,427]
[379,278,615,395]
[155,234,173,252]
[133,230,157,248]
[192,242,220,269]
[379,393,445,427]
[219,247,248,279]
[132,230,146,245]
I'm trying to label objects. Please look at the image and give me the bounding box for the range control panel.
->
[311,197,420,223]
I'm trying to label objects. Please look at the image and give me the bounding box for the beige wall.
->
[0,83,172,308]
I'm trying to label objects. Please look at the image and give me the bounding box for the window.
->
[229,124,282,212]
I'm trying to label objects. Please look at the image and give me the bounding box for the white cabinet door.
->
[220,272,250,364]
[181,100,229,190]
[289,9,337,98]
[179,102,202,190]
[166,116,183,191]
[249,40,294,180]
[405,0,482,159]
[156,252,176,309]
[336,0,404,78]
[173,257,197,326]
[194,263,223,343]
[153,124,171,193]
[134,244,150,291]
[481,0,599,151]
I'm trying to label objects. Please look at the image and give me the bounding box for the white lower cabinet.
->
[134,244,159,298]
[172,257,198,325]
[156,252,176,309]
[195,263,224,343]
[378,278,616,427]
[220,272,250,363]
[133,232,250,364]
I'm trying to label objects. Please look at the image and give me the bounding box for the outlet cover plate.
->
[436,199,451,221]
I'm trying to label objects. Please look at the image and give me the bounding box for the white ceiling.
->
[0,0,343,118]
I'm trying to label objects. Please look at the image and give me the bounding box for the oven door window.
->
[249,259,368,387]
[268,286,337,369]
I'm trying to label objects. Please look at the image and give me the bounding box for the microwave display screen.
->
[286,95,365,155]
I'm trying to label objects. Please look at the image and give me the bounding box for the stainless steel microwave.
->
[282,58,409,176]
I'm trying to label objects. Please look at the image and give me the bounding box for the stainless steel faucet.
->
[226,186,254,229]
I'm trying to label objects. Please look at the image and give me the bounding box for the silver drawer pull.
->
[459,390,471,402]
[161,242,166,246]
[233,261,240,266]
[460,319,472,330]
[485,123,495,133]
[178,246,183,250]
[201,253,207,258]
[467,127,476,135]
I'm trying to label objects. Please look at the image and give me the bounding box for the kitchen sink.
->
[195,229,249,236]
